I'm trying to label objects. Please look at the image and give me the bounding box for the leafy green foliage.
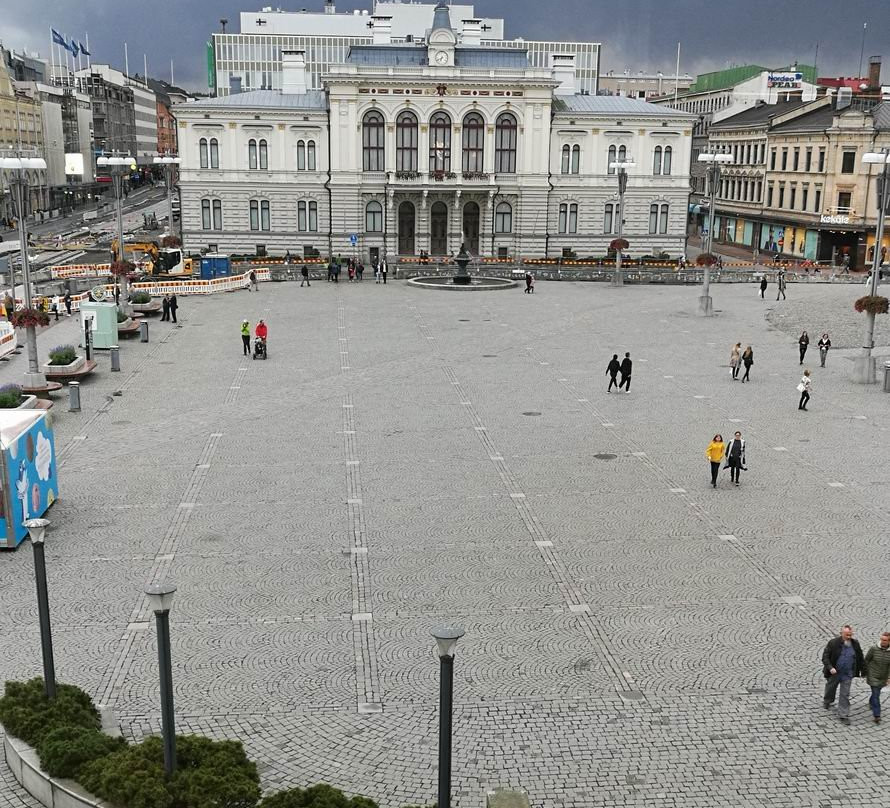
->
[0,384,22,408]
[37,725,126,779]
[0,679,99,748]
[48,344,77,365]
[259,784,379,808]
[129,292,152,304]
[116,310,131,323]
[79,739,172,808]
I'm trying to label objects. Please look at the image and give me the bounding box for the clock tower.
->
[427,2,456,67]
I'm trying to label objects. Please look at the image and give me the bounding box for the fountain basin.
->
[408,276,518,291]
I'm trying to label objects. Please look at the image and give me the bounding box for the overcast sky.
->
[0,0,888,90]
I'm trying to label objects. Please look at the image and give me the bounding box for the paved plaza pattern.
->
[3,278,890,807]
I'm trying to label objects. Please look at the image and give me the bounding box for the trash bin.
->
[884,361,890,393]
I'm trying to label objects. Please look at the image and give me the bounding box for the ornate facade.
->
[177,3,694,260]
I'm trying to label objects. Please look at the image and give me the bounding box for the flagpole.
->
[124,42,129,81]
[170,59,174,86]
[673,42,681,105]
[144,53,148,83]
[85,33,91,68]
[49,28,55,83]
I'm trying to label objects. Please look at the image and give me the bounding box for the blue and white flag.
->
[79,41,90,56]
[69,39,79,58]
[51,29,70,51]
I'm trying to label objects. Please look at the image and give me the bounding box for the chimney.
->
[282,50,308,95]
[324,0,335,13]
[229,75,242,95]
[461,19,482,47]
[868,56,882,90]
[837,86,853,110]
[371,15,392,45]
[552,54,576,97]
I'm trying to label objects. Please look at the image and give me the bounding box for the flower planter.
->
[43,356,85,376]
[2,395,39,410]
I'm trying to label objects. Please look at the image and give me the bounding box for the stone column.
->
[418,189,430,257]
[451,189,462,256]
[385,188,395,260]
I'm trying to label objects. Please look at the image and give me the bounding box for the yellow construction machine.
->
[111,239,194,277]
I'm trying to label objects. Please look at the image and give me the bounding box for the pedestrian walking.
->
[63,291,72,316]
[284,250,291,265]
[348,263,356,282]
[374,261,381,283]
[357,262,364,281]
[249,269,258,291]
[730,342,742,380]
[741,346,754,382]
[759,275,767,299]
[169,294,178,323]
[51,294,60,321]
[818,333,831,368]
[327,259,334,282]
[822,625,865,724]
[161,294,170,321]
[529,274,535,293]
[776,271,787,300]
[240,319,251,356]
[525,272,533,293]
[865,632,890,724]
[618,352,632,392]
[300,265,310,287]
[705,433,725,488]
[797,369,812,410]
[381,259,388,284]
[724,431,746,486]
[798,331,809,364]
[606,354,620,392]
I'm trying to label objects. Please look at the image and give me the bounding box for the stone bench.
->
[22,381,63,399]
[118,319,141,338]
[40,359,97,384]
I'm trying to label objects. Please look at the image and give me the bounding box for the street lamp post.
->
[0,152,48,388]
[431,625,465,808]
[152,154,181,238]
[697,152,733,316]
[145,582,177,778]
[25,519,55,700]
[853,150,890,383]
[97,154,134,312]
[608,159,635,286]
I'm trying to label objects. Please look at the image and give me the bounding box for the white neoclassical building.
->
[176,3,695,261]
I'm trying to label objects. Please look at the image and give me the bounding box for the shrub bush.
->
[259,784,378,808]
[48,344,77,365]
[0,384,22,408]
[854,295,889,315]
[38,725,126,779]
[10,308,50,329]
[79,734,261,808]
[117,310,130,323]
[0,678,99,748]
[130,292,152,304]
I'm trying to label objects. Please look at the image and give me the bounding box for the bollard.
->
[110,345,120,372]
[68,381,81,412]
[140,320,149,343]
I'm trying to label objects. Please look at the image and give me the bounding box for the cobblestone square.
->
[4,278,890,807]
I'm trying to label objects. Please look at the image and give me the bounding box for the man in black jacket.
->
[822,625,865,723]
[618,352,632,392]
[606,354,621,392]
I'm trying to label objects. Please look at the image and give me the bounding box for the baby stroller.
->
[253,336,267,360]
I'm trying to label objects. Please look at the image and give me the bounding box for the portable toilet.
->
[80,300,119,350]
[199,254,231,280]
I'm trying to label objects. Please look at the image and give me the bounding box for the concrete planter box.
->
[1,395,39,410]
[3,732,117,808]
[43,356,85,376]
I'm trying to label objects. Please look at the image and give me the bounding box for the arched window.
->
[201,199,223,230]
[607,145,616,174]
[494,201,512,233]
[618,145,627,162]
[209,138,219,169]
[362,111,385,171]
[297,140,306,171]
[248,139,258,170]
[297,200,318,232]
[660,203,669,234]
[396,111,418,172]
[201,199,211,229]
[649,203,670,234]
[494,113,517,173]
[258,139,268,170]
[462,112,485,173]
[603,202,619,234]
[663,145,672,176]
[571,145,580,174]
[653,145,662,175]
[559,203,578,233]
[307,140,316,171]
[366,200,383,232]
[249,199,270,231]
[561,144,570,174]
[429,111,452,173]
[199,138,208,169]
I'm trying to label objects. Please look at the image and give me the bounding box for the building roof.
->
[709,99,807,130]
[769,103,836,133]
[179,89,327,110]
[554,94,696,118]
[874,101,890,131]
[345,44,528,69]
[688,63,816,94]
[430,1,453,34]
[455,48,528,69]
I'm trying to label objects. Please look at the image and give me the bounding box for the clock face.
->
[435,50,449,65]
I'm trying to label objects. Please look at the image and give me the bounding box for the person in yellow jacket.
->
[705,434,725,488]
[240,319,251,356]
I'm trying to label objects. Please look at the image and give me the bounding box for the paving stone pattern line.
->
[225,365,249,404]
[97,431,223,706]
[410,306,634,694]
[339,291,382,711]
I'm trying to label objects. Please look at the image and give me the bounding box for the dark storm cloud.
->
[1,0,888,90]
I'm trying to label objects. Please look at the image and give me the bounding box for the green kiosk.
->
[80,301,119,350]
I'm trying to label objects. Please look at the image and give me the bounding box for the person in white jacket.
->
[798,369,812,410]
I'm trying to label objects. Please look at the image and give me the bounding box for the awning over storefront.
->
[688,204,703,214]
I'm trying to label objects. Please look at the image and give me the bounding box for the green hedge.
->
[130,292,152,304]
[259,785,378,808]
[39,725,126,779]
[0,678,99,748]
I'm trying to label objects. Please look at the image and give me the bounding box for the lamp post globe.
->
[145,581,177,777]
[26,518,55,698]
[431,625,465,808]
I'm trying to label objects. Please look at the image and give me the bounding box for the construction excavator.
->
[111,239,194,277]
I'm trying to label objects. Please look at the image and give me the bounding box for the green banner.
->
[206,40,216,92]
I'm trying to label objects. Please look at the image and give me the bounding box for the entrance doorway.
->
[463,202,480,254]
[430,201,448,255]
[398,201,415,255]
